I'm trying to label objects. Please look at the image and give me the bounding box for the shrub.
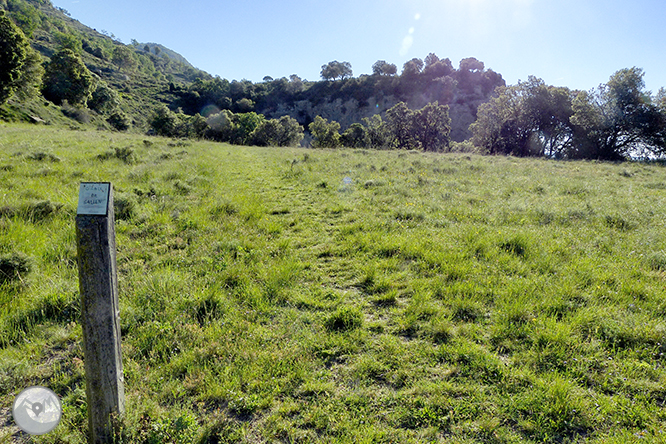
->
[89,82,120,114]
[309,116,341,148]
[499,235,529,258]
[107,111,130,131]
[42,49,94,105]
[114,146,135,163]
[61,100,91,123]
[26,151,60,162]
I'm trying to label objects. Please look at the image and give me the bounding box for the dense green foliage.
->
[3,125,666,442]
[168,54,503,143]
[309,116,342,148]
[471,70,666,160]
[0,10,29,104]
[0,0,212,129]
[41,48,94,105]
[320,60,353,81]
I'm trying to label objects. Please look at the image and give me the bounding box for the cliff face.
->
[256,67,505,142]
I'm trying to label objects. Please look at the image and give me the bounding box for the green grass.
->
[2,123,666,442]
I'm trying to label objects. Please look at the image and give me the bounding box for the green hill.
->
[1,0,506,143]
[1,0,211,130]
[1,124,666,442]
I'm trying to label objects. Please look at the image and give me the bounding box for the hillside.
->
[2,125,666,442]
[1,0,211,129]
[1,0,504,142]
[171,57,505,142]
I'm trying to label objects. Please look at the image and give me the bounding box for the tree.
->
[570,68,666,159]
[411,101,451,151]
[250,116,304,147]
[150,105,179,136]
[341,123,368,148]
[362,115,388,148]
[0,10,29,104]
[372,60,397,76]
[424,53,439,68]
[6,0,41,37]
[12,47,43,100]
[42,49,94,106]
[205,109,235,141]
[54,31,82,53]
[423,58,453,81]
[401,58,424,80]
[89,82,120,114]
[459,57,484,72]
[235,97,254,113]
[385,102,416,149]
[150,105,207,138]
[107,111,130,131]
[470,69,666,159]
[470,77,576,157]
[320,61,353,81]
[309,116,341,147]
[287,74,304,94]
[112,45,138,72]
[232,111,264,144]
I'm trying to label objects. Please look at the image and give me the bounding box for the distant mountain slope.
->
[130,42,194,68]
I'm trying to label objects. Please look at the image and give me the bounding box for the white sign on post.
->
[77,183,110,216]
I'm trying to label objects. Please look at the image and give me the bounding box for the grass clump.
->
[325,306,364,331]
[0,252,32,284]
[26,151,61,162]
[114,194,137,221]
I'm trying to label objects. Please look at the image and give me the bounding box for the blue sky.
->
[51,0,666,94]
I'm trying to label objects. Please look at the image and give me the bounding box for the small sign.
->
[77,182,110,215]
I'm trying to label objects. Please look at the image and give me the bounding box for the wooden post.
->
[75,182,125,443]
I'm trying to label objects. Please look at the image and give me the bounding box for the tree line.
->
[148,101,453,151]
[470,69,666,160]
[172,55,503,129]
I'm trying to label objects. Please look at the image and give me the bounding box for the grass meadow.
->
[1,123,666,443]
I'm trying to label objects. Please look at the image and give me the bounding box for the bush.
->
[42,49,94,105]
[341,123,368,148]
[107,111,130,131]
[89,82,120,114]
[249,115,304,147]
[309,116,341,148]
[26,151,60,162]
[61,100,91,123]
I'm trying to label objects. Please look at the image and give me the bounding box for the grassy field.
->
[1,123,666,443]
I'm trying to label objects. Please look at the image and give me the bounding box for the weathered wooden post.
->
[75,182,125,443]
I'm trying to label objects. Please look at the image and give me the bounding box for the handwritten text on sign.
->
[77,182,110,215]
